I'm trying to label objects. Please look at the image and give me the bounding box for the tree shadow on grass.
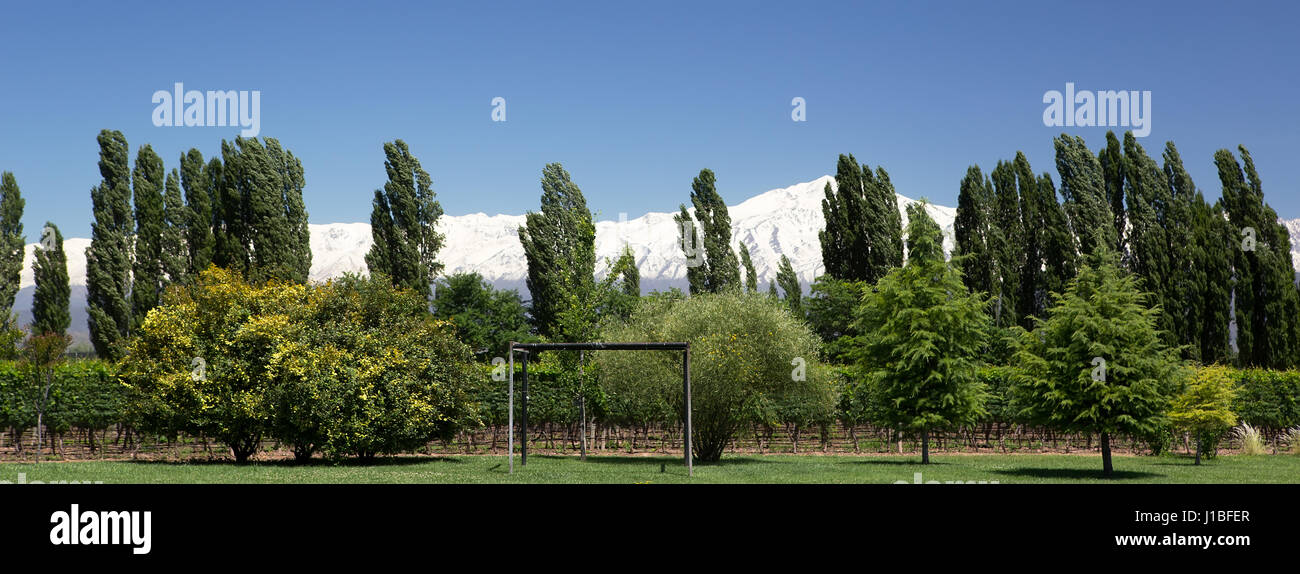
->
[534,454,767,467]
[841,459,953,466]
[992,467,1162,480]
[122,455,461,468]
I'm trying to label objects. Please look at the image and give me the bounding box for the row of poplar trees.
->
[0,172,72,344]
[671,168,803,312]
[85,130,312,360]
[949,131,1297,369]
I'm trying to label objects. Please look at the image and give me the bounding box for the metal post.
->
[521,350,529,466]
[684,345,692,477]
[580,350,587,461]
[508,344,514,475]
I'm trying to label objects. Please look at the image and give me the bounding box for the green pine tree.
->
[854,202,991,464]
[1012,244,1184,476]
[32,222,70,337]
[989,159,1021,328]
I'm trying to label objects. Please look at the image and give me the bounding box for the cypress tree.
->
[518,163,596,337]
[180,149,214,277]
[954,166,994,297]
[1055,134,1116,257]
[776,254,801,318]
[674,169,740,294]
[615,245,639,297]
[365,140,443,298]
[32,222,70,337]
[739,242,758,293]
[0,172,24,321]
[86,130,134,359]
[130,145,165,331]
[1035,174,1078,307]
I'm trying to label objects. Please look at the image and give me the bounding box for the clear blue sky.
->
[2,0,1297,239]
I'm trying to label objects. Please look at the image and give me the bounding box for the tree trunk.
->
[921,430,930,464]
[1101,432,1113,476]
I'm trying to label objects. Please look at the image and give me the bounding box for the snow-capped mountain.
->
[12,176,1300,346]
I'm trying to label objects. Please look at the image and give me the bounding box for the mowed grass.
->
[2,452,1299,484]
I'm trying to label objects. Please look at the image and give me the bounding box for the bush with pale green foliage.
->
[597,291,834,462]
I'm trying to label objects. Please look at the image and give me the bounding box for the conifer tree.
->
[86,130,134,359]
[1098,131,1128,256]
[1122,134,1174,338]
[1012,244,1184,476]
[854,202,990,464]
[32,222,70,337]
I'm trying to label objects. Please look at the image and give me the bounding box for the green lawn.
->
[2,453,1298,484]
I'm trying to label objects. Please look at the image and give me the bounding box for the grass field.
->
[2,452,1298,484]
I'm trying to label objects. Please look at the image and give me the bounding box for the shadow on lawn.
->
[841,459,952,466]
[122,455,462,468]
[992,467,1162,480]
[528,454,767,467]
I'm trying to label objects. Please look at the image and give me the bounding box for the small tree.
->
[853,202,990,464]
[598,291,833,462]
[1169,365,1237,465]
[21,332,71,462]
[1012,241,1185,476]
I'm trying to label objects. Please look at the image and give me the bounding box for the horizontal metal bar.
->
[508,341,689,352]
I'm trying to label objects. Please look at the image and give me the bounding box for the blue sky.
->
[2,0,1297,238]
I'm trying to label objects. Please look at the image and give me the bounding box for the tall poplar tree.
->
[32,222,70,337]
[0,172,24,323]
[518,163,596,338]
[1055,134,1116,257]
[365,140,444,299]
[86,130,134,359]
[161,169,189,285]
[180,149,214,277]
[954,166,994,296]
[819,154,903,282]
[776,254,801,318]
[739,242,758,293]
[130,145,165,331]
[674,169,740,294]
